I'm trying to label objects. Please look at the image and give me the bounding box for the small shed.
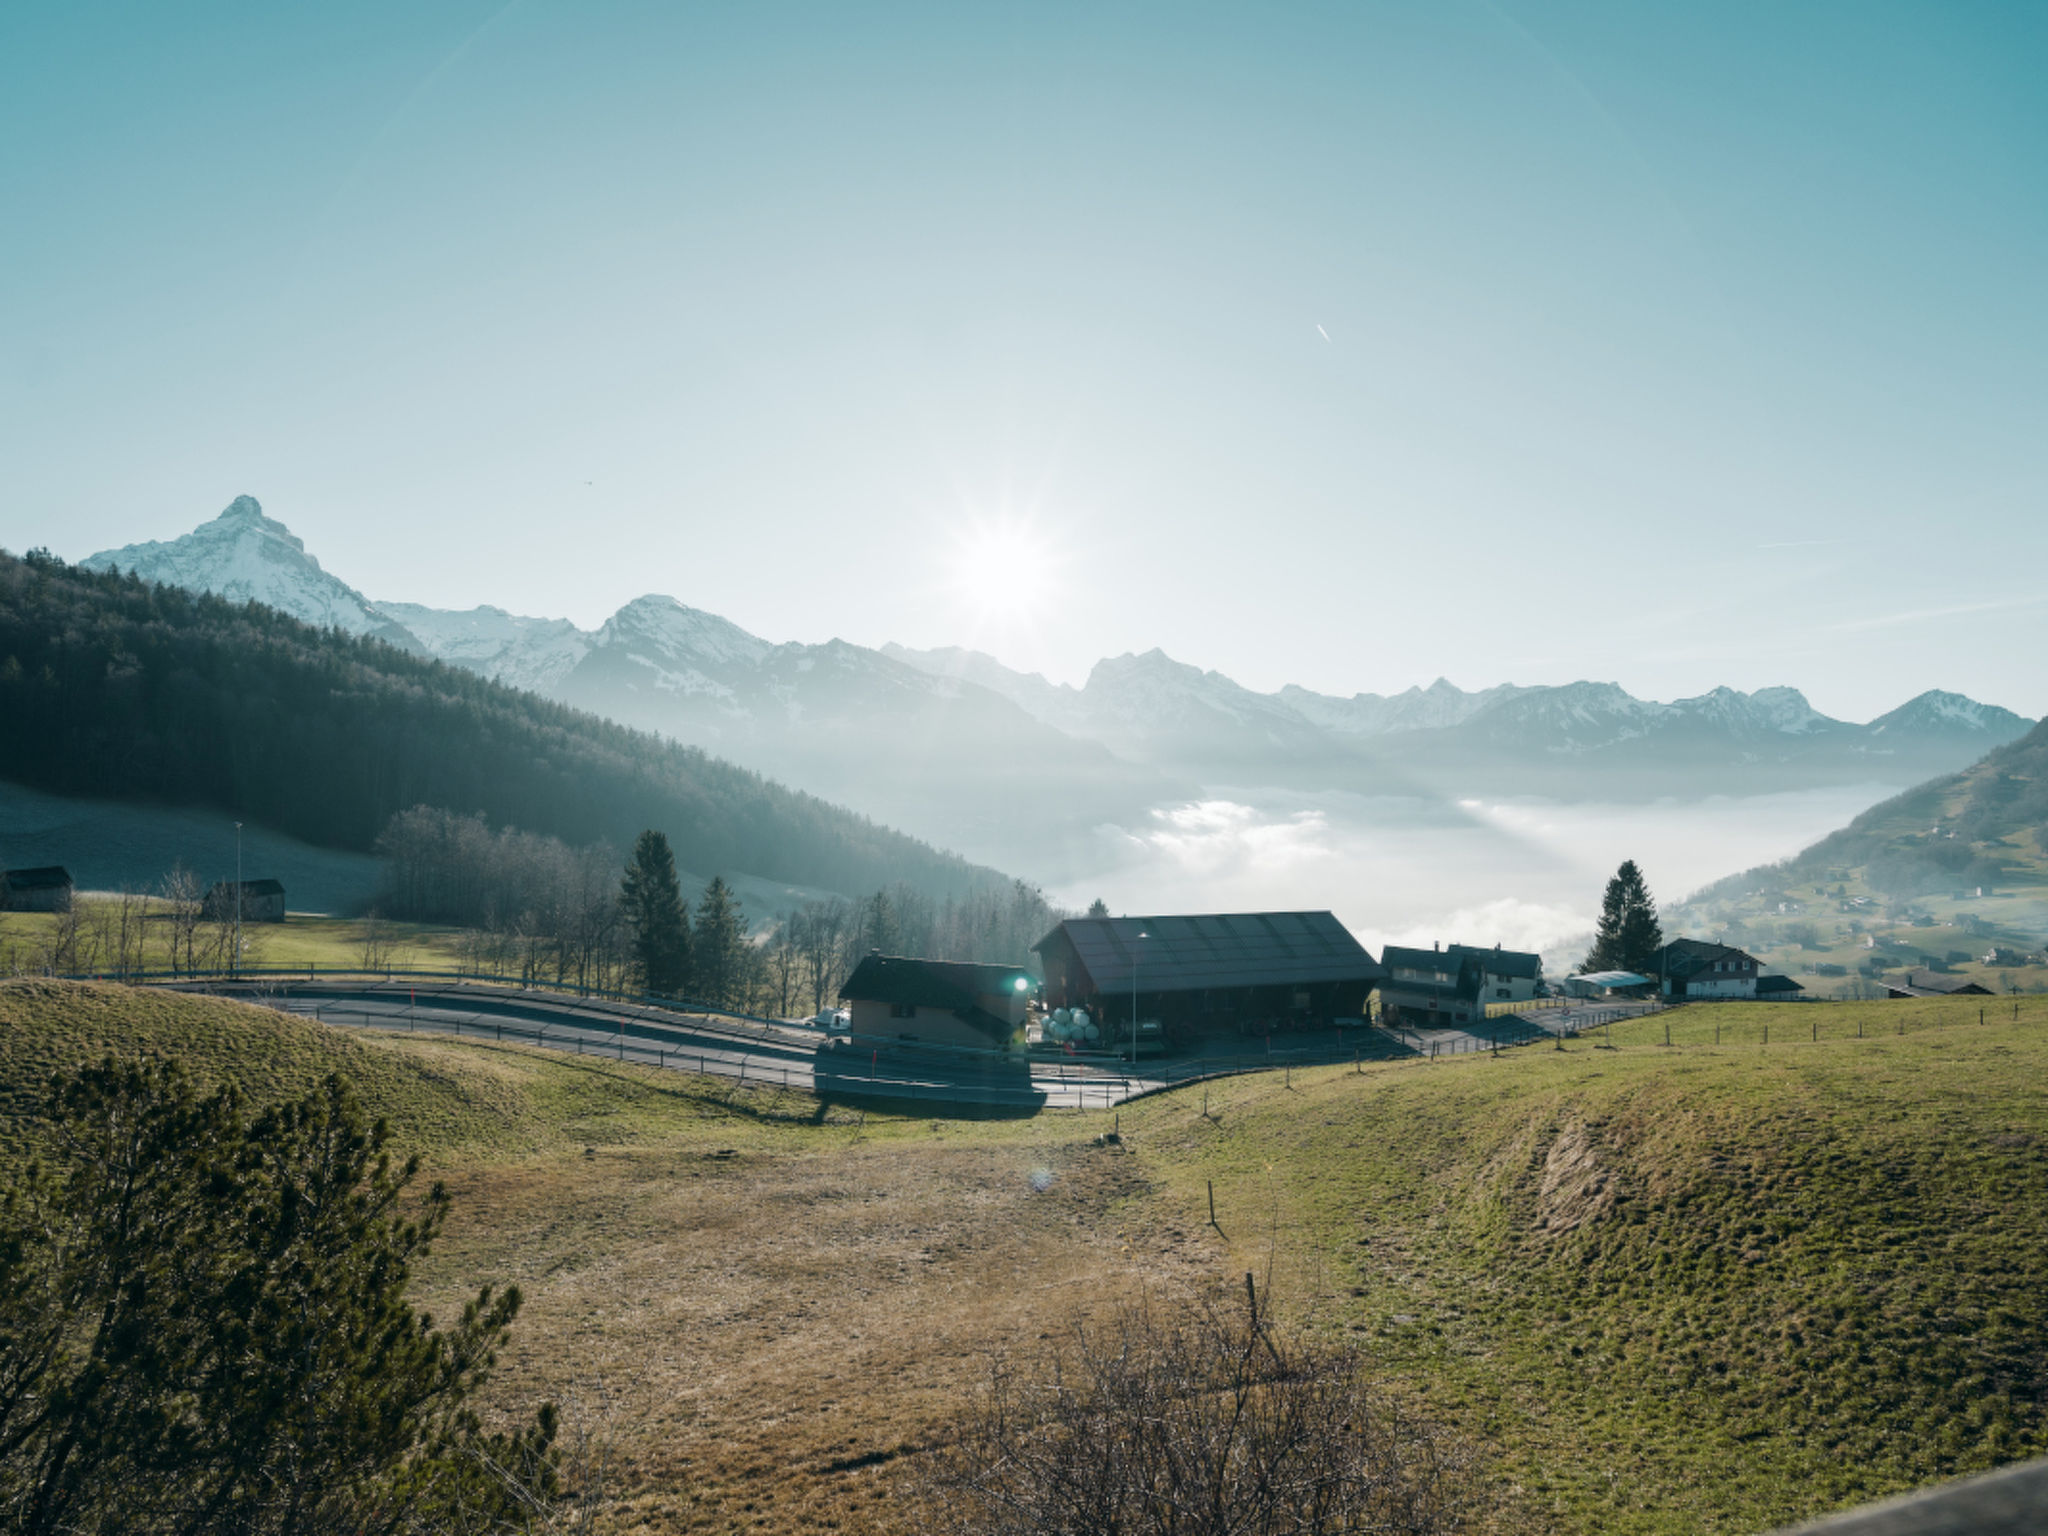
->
[203,878,287,923]
[1755,974,1806,999]
[1565,970,1652,999]
[837,954,1031,1051]
[1,866,74,913]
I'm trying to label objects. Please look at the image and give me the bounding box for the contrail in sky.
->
[1316,323,1332,343]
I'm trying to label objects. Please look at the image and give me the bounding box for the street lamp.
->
[1131,929,1148,1065]
[233,821,243,978]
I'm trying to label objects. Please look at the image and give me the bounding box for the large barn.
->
[1032,912,1384,1050]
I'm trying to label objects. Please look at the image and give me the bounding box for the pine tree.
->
[0,1059,559,1531]
[1086,898,1110,919]
[1583,859,1663,974]
[620,830,690,996]
[694,876,749,1009]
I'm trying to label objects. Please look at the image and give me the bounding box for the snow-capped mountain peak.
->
[82,496,419,647]
[597,595,773,668]
[1866,689,2032,738]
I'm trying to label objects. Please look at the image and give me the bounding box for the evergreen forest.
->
[0,550,1003,903]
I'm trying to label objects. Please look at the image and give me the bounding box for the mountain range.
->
[81,497,2037,870]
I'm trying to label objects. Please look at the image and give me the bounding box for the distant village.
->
[3,864,2020,1057]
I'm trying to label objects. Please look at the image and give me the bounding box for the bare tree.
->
[159,865,204,976]
[918,1284,1477,1536]
[357,909,398,974]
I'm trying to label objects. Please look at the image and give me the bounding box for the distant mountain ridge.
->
[81,498,2037,859]
[6,548,1005,906]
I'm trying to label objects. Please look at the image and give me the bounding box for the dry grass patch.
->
[418,1123,1225,1534]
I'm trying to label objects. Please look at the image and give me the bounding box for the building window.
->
[1496,988,1510,999]
[890,1001,917,1019]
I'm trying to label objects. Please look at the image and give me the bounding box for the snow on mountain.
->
[597,594,774,670]
[1864,689,2033,740]
[82,496,421,648]
[374,601,591,695]
[1275,677,1530,737]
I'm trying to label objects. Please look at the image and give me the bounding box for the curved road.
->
[164,978,1168,1110]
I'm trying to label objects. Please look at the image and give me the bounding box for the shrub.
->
[0,1058,559,1534]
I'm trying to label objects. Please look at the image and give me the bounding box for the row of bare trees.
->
[0,867,254,980]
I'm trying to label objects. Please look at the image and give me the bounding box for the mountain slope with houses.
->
[1668,718,2048,997]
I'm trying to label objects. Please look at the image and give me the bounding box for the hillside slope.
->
[0,551,1004,903]
[1128,998,2048,1534]
[3,982,2044,1534]
[1674,720,2048,994]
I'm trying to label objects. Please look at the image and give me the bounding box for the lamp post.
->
[233,821,243,978]
[1131,929,1148,1065]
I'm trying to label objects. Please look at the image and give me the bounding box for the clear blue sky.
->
[4,0,2045,719]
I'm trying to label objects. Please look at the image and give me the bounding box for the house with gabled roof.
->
[1032,912,1383,1049]
[1446,942,1543,1004]
[1654,938,1761,999]
[1377,942,1484,1025]
[837,954,1032,1051]
[203,878,287,923]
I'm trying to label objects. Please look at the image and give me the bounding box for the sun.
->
[942,516,1061,602]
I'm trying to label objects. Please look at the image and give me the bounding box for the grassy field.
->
[2,981,2044,1534]
[0,908,472,974]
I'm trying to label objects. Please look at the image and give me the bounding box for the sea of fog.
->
[1044,782,1902,972]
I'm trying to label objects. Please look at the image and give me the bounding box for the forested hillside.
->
[0,551,1003,902]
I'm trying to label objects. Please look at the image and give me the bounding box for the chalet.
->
[202,878,287,923]
[1377,943,1484,1026]
[1448,942,1542,1003]
[1883,969,1994,1000]
[0,866,74,913]
[837,954,1032,1051]
[1033,912,1383,1049]
[1653,938,1761,999]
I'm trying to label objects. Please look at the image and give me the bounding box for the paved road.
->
[167,978,1171,1110]
[163,978,1644,1109]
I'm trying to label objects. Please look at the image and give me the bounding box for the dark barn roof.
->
[838,954,1030,1009]
[1887,969,1993,998]
[1035,912,1383,994]
[2,866,73,890]
[1655,938,1758,977]
[1755,974,1806,996]
[1447,943,1541,979]
[206,878,286,898]
[1381,945,1469,978]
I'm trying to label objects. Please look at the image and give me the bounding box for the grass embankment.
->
[2,982,2044,1535]
[1127,996,2048,1534]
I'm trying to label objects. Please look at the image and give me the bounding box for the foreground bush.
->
[920,1281,1477,1536]
[0,1058,558,1535]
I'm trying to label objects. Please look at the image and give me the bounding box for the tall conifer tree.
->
[620,830,690,996]
[1583,859,1663,974]
[693,876,749,1009]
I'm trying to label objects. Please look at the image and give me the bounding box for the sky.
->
[4,0,2046,721]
